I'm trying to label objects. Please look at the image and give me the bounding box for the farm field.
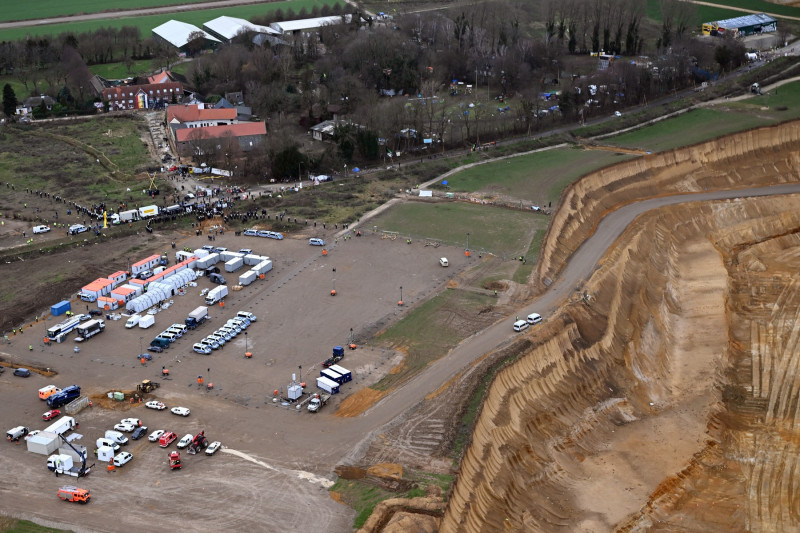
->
[0,0,342,41]
[438,147,633,205]
[89,59,162,80]
[606,82,800,152]
[1,0,211,23]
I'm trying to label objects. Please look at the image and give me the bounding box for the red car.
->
[42,409,61,421]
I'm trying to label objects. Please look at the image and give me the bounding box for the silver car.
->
[201,338,219,350]
[214,329,233,341]
[207,334,226,347]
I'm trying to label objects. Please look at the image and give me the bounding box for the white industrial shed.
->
[152,20,221,51]
[203,16,278,42]
[269,15,351,35]
[125,271,196,314]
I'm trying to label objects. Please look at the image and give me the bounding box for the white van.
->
[159,332,177,343]
[439,258,449,267]
[96,437,120,452]
[33,225,51,234]
[125,314,142,329]
[513,320,529,332]
[236,311,257,322]
[104,430,129,446]
[526,313,543,325]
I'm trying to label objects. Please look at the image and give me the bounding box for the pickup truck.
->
[308,393,331,413]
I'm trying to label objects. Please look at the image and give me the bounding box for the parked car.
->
[131,426,149,440]
[68,224,88,235]
[205,441,222,456]
[120,418,142,427]
[146,400,166,410]
[193,343,212,354]
[238,248,253,254]
[13,368,31,377]
[171,407,190,417]
[236,311,257,322]
[176,434,193,449]
[200,338,219,350]
[148,345,164,353]
[25,430,41,441]
[137,353,153,361]
[201,245,214,251]
[148,429,165,442]
[112,451,133,466]
[243,229,258,236]
[257,230,271,238]
[309,238,325,246]
[88,309,103,317]
[114,422,136,432]
[42,409,61,421]
[526,313,543,325]
[32,225,51,234]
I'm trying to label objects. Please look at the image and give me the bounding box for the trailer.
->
[47,316,83,343]
[320,368,344,384]
[252,259,273,275]
[205,285,228,306]
[185,306,208,329]
[44,416,78,436]
[195,253,220,270]
[224,257,243,272]
[138,205,159,218]
[316,376,340,394]
[328,364,352,383]
[27,431,60,455]
[238,270,257,286]
[75,319,105,341]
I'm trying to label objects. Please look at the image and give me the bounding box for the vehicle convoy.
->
[75,319,105,341]
[57,486,91,503]
[308,393,331,413]
[47,386,81,409]
[185,306,208,329]
[205,285,228,305]
[48,434,92,477]
[7,426,29,441]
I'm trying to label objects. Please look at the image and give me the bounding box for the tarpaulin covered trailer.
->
[225,257,244,272]
[252,260,273,275]
[243,254,266,266]
[195,253,220,270]
[239,270,257,286]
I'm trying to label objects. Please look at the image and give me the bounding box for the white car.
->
[614,110,622,117]
[148,429,165,442]
[68,224,88,235]
[193,343,212,354]
[33,225,51,234]
[24,430,41,441]
[205,441,222,456]
[120,418,142,427]
[112,451,133,466]
[146,400,166,410]
[114,422,137,432]
[237,312,256,322]
[309,238,325,246]
[171,406,190,417]
[176,434,193,449]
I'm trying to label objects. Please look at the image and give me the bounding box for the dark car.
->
[131,426,149,440]
[137,353,153,361]
[13,368,31,377]
[88,309,103,317]
[148,345,164,353]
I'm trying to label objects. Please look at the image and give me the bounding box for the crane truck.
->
[47,434,92,477]
[308,393,331,413]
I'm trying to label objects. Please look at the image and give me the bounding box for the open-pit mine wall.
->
[440,121,800,532]
[535,120,800,290]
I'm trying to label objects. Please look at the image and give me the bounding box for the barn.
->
[152,20,221,53]
[702,13,777,37]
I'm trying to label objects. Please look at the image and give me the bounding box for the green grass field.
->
[644,0,799,24]
[0,0,342,41]
[440,148,632,205]
[370,202,543,257]
[1,0,211,23]
[606,81,800,152]
[89,59,159,80]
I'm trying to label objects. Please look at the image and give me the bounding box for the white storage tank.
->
[225,257,244,272]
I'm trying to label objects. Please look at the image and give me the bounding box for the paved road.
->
[339,182,800,463]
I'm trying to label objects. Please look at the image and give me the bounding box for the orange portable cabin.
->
[107,271,129,288]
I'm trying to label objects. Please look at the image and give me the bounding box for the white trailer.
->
[44,416,77,436]
[138,205,159,218]
[111,209,139,224]
[195,253,220,269]
[316,376,340,394]
[252,260,273,275]
[238,270,257,286]
[138,315,155,329]
[225,257,244,272]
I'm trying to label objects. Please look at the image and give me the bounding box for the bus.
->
[47,316,83,342]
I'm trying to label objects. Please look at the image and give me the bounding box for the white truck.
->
[125,314,142,328]
[185,306,208,329]
[75,319,105,341]
[205,285,228,306]
[7,426,29,441]
[110,209,139,224]
[308,393,331,413]
[138,205,159,219]
[47,454,90,477]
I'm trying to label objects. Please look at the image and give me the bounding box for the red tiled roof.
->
[103,82,182,101]
[167,105,236,123]
[147,71,174,84]
[176,122,266,142]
